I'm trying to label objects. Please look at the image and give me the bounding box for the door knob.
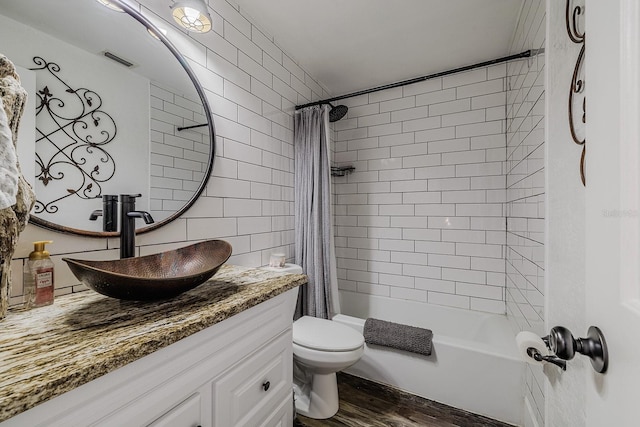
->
[545,326,608,373]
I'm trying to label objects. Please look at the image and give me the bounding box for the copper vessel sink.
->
[63,240,232,301]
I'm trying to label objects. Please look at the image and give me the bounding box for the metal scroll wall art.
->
[30,56,117,215]
[566,0,586,186]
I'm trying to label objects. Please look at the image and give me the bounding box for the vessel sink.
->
[63,240,232,301]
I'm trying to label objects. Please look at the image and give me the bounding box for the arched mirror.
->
[0,0,215,236]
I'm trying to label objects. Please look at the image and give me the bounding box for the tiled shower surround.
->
[331,5,545,423]
[505,1,546,426]
[332,64,509,314]
[506,0,545,343]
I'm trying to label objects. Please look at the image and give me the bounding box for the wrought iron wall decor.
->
[30,56,117,214]
[566,0,586,186]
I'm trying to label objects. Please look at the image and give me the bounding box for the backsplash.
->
[331,63,508,314]
[7,0,328,306]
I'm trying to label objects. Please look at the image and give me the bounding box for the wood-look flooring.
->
[294,373,513,427]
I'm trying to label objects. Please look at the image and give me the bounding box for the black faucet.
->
[119,194,154,258]
[89,195,119,232]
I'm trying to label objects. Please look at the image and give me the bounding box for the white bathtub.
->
[335,291,524,426]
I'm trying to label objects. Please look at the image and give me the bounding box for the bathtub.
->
[334,291,524,426]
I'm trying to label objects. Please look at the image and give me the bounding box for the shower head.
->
[328,103,348,122]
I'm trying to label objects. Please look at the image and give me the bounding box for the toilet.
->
[263,263,365,419]
[292,315,364,419]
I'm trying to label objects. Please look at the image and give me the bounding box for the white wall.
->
[8,0,329,305]
[545,0,587,426]
[332,65,508,314]
[504,0,546,426]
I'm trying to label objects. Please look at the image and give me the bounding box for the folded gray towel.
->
[363,318,433,356]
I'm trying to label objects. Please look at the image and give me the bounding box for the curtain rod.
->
[295,50,532,110]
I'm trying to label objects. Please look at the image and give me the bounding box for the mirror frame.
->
[28,0,216,237]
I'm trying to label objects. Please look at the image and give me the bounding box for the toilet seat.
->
[293,316,364,352]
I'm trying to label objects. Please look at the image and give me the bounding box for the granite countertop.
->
[0,264,306,422]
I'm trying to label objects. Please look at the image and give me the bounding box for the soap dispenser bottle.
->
[24,241,55,309]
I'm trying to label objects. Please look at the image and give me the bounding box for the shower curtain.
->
[294,105,340,320]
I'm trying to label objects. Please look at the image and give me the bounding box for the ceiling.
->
[233,0,524,97]
[1,0,197,98]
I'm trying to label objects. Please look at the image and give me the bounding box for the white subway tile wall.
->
[505,1,546,426]
[333,60,509,314]
[9,0,329,305]
[150,82,210,222]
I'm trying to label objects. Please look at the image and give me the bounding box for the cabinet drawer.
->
[213,330,292,427]
[147,393,201,427]
[259,395,293,427]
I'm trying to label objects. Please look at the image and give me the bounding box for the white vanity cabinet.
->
[0,289,297,427]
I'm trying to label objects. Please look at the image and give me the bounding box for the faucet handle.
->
[120,194,142,203]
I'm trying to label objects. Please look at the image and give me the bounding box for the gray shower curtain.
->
[294,105,338,320]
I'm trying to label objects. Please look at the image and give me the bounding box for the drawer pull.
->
[262,381,270,392]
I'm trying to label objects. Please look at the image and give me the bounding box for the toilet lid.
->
[293,316,364,352]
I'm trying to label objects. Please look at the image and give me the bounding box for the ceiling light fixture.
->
[170,0,212,33]
[94,0,124,12]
